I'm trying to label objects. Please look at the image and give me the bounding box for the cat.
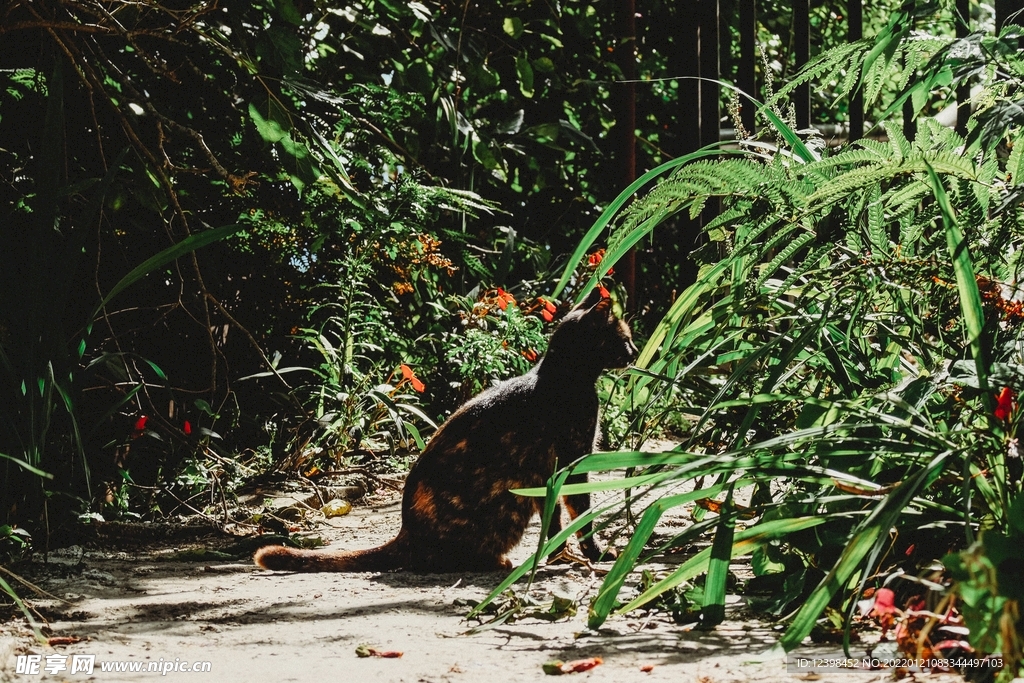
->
[254,287,637,572]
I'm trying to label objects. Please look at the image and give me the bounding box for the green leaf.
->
[143,359,167,381]
[533,57,555,73]
[925,162,989,398]
[611,516,829,621]
[701,493,737,626]
[275,0,304,25]
[93,225,245,319]
[552,146,743,299]
[0,452,53,479]
[515,53,534,98]
[503,17,524,39]
[248,100,291,143]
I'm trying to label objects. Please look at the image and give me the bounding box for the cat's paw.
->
[580,541,617,563]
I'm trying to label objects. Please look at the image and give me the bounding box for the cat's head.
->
[547,288,638,370]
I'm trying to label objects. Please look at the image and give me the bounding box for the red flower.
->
[872,588,897,615]
[598,285,610,299]
[131,415,148,440]
[183,420,192,436]
[522,349,538,362]
[495,287,515,311]
[541,309,553,322]
[868,587,899,632]
[995,387,1015,421]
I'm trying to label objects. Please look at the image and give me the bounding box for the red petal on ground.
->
[872,587,897,615]
[562,657,602,673]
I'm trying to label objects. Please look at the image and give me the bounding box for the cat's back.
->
[427,371,542,451]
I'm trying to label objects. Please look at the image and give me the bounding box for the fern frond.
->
[756,231,817,288]
[806,152,979,209]
[769,41,872,106]
[775,244,834,295]
[865,184,888,255]
[885,122,911,163]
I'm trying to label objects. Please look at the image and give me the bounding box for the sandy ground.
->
[0,493,952,683]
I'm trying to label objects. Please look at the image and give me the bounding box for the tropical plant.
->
[476,8,1024,676]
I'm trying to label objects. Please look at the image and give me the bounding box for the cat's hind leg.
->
[561,478,617,562]
[542,476,616,563]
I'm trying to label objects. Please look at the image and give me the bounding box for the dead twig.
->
[317,468,406,493]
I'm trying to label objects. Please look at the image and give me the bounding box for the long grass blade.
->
[93,224,246,319]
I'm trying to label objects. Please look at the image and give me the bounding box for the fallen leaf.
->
[640,663,655,672]
[543,660,567,675]
[47,636,83,646]
[356,644,403,658]
[563,657,602,673]
[542,657,605,675]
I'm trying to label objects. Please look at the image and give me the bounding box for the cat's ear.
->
[583,287,613,318]
[573,287,604,312]
[590,297,612,317]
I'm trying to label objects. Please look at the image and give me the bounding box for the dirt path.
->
[0,498,937,683]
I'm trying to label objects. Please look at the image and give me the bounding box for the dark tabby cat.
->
[254,288,637,572]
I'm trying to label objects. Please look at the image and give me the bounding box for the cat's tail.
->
[254,529,411,572]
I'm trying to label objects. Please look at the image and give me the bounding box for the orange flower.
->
[536,297,556,322]
[522,349,538,362]
[995,387,1014,421]
[495,287,515,311]
[588,249,614,275]
[399,364,426,393]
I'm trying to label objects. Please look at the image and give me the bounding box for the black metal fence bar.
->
[699,0,721,150]
[955,0,971,136]
[686,1,1024,152]
[792,0,810,130]
[739,0,756,134]
[848,0,864,142]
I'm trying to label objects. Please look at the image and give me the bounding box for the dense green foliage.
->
[475,6,1024,675]
[4,0,1024,675]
